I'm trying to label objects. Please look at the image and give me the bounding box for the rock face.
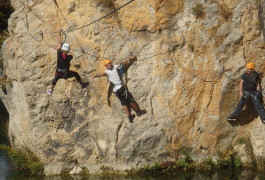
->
[2,0,265,175]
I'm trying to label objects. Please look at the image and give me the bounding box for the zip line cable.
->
[18,0,242,124]
[29,0,55,12]
[54,0,128,119]
[53,1,125,61]
[172,52,223,83]
[64,0,135,32]
[19,0,241,84]
[21,0,51,22]
[53,0,97,70]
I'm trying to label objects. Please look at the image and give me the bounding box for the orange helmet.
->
[104,59,112,66]
[246,62,255,69]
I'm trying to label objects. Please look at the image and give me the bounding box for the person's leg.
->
[127,91,147,116]
[123,105,131,116]
[116,89,135,123]
[251,92,265,121]
[47,75,60,94]
[130,102,140,112]
[229,92,250,119]
[68,71,87,88]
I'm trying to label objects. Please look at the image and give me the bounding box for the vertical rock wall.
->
[1,0,265,175]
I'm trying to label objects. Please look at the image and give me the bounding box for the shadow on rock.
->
[228,100,258,126]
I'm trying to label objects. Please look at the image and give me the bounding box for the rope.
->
[28,32,43,42]
[18,0,242,85]
[19,2,242,85]
[19,0,241,85]
[40,31,57,50]
[54,3,123,61]
[29,0,54,12]
[53,0,127,119]
[21,0,49,23]
[19,1,57,50]
[54,0,97,70]
[64,0,135,32]
[224,72,240,83]
[172,52,223,83]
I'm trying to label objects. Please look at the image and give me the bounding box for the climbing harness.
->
[118,63,128,99]
[56,68,68,78]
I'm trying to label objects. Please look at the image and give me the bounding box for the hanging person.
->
[227,62,265,123]
[47,30,87,94]
[93,57,146,123]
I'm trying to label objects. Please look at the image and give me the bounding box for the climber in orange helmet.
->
[228,62,265,123]
[93,57,146,123]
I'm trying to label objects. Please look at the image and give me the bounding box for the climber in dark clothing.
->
[228,62,265,123]
[47,31,87,94]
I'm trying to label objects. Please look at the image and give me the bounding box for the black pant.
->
[52,70,82,86]
[115,86,136,105]
[232,91,265,119]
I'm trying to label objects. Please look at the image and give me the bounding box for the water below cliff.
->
[0,120,265,180]
[0,133,12,180]
[1,135,265,180]
[1,120,265,180]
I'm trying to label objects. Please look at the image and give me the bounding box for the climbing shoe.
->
[128,114,135,123]
[136,110,147,117]
[47,89,53,95]
[227,115,236,121]
[82,82,89,91]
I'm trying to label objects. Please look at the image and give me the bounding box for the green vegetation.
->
[0,145,44,175]
[142,145,244,175]
[217,147,242,168]
[175,153,194,170]
[218,5,232,20]
[0,30,8,51]
[201,158,215,170]
[143,162,163,173]
[256,156,265,170]
[192,3,205,18]
[95,0,114,7]
[142,153,194,173]
[236,137,249,145]
[188,43,194,52]
[212,0,232,21]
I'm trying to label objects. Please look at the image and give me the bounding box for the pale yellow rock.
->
[2,0,265,175]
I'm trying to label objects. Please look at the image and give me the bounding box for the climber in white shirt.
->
[93,56,146,123]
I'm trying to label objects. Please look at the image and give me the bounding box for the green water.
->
[1,169,265,180]
[1,129,265,179]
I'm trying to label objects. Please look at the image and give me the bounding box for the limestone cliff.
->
[2,0,265,175]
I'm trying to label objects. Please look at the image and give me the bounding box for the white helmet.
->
[61,43,70,51]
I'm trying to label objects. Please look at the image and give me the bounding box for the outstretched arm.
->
[57,30,62,50]
[93,72,107,80]
[122,56,137,66]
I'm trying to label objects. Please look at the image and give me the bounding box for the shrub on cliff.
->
[0,145,44,176]
[95,0,115,7]
[0,30,8,50]
[217,147,242,168]
[192,3,205,18]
